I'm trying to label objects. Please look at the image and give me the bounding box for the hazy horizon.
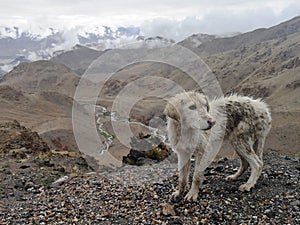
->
[1,0,300,41]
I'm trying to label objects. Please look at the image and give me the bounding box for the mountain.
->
[179,16,300,155]
[51,45,105,75]
[0,60,80,97]
[0,27,60,59]
[180,16,300,56]
[49,36,176,76]
[91,16,300,156]
[0,61,85,151]
[178,33,216,49]
[0,26,177,75]
[0,16,299,159]
[0,56,30,77]
[0,25,140,59]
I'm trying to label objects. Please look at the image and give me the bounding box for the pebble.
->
[50,176,69,187]
[291,200,300,206]
[161,203,176,216]
[0,152,299,224]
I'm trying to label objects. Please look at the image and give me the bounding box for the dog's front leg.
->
[172,152,191,198]
[185,152,204,201]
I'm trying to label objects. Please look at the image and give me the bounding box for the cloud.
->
[140,17,201,41]
[27,51,41,61]
[0,64,15,73]
[140,1,300,41]
[0,0,300,43]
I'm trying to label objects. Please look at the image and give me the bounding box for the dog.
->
[164,91,271,201]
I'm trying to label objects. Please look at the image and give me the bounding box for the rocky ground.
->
[0,151,299,225]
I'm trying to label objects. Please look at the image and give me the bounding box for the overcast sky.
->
[1,0,300,40]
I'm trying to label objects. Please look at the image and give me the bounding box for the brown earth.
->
[0,61,82,151]
[0,17,299,158]
[51,45,105,75]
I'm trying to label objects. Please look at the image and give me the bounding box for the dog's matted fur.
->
[165,91,271,201]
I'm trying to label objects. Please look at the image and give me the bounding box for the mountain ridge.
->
[180,16,300,56]
[0,16,299,156]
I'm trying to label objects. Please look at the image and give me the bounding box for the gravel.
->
[0,152,299,225]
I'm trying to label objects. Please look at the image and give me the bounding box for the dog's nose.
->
[207,118,216,126]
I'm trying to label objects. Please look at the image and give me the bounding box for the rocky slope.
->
[51,45,105,75]
[180,16,300,56]
[0,151,299,224]
[0,61,85,151]
[0,113,298,225]
[0,121,91,214]
[0,60,80,97]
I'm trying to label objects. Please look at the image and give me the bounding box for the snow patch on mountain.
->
[0,25,176,74]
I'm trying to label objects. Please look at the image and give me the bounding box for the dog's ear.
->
[164,102,180,121]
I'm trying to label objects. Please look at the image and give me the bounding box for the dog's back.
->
[213,95,271,136]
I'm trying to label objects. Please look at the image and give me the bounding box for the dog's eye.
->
[206,104,210,112]
[188,104,197,110]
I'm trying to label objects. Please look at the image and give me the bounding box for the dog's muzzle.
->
[201,119,216,131]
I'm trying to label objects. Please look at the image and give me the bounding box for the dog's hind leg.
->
[253,136,266,161]
[172,152,191,198]
[231,139,263,192]
[225,152,249,181]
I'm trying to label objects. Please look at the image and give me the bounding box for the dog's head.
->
[164,91,216,130]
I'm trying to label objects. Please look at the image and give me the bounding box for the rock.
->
[122,149,146,165]
[145,143,171,162]
[136,157,154,166]
[24,182,35,189]
[290,200,300,206]
[123,143,171,165]
[50,176,69,187]
[19,165,30,169]
[264,209,275,218]
[130,136,153,152]
[101,212,110,218]
[42,160,55,167]
[0,120,50,153]
[0,152,299,224]
[9,147,30,158]
[214,165,224,172]
[161,203,176,216]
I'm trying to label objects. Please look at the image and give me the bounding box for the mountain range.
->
[0,25,140,56]
[0,25,178,75]
[0,16,299,159]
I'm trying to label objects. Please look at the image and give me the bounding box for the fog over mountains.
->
[0,25,140,57]
[0,25,178,75]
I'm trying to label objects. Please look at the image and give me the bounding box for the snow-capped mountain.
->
[0,25,143,73]
[0,56,30,77]
[0,25,140,58]
[0,26,59,40]
[0,25,178,73]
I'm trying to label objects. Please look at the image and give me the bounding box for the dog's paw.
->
[184,190,198,201]
[225,174,238,181]
[239,183,252,192]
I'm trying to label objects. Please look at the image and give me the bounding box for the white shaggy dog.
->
[165,91,271,201]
